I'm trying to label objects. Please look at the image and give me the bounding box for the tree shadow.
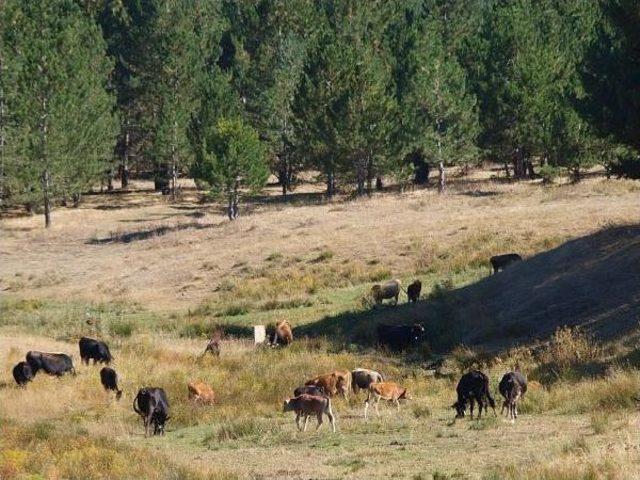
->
[296,224,640,355]
[86,221,214,244]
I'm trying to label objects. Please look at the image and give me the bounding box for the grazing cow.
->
[282,394,336,432]
[305,372,348,398]
[371,279,402,306]
[79,337,113,365]
[499,371,527,421]
[364,382,411,419]
[100,367,122,400]
[351,368,384,394]
[294,384,327,397]
[407,280,422,303]
[490,253,522,274]
[270,320,293,346]
[376,324,425,352]
[133,387,170,437]
[188,380,215,404]
[203,331,222,357]
[26,351,75,377]
[452,370,496,419]
[12,361,34,387]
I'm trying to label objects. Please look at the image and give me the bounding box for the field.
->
[1,170,640,479]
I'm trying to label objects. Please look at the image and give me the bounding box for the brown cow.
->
[283,394,336,432]
[364,382,411,419]
[271,320,293,346]
[188,380,215,405]
[203,330,223,357]
[305,372,348,399]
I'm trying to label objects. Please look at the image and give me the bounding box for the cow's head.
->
[452,401,466,418]
[282,399,293,412]
[399,389,411,401]
[411,324,426,343]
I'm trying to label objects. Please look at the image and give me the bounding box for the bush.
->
[109,320,134,337]
[538,164,563,184]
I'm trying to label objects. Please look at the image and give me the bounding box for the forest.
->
[0,0,639,225]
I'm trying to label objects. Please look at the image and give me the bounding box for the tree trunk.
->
[42,169,51,228]
[366,156,374,196]
[438,162,445,194]
[72,192,81,208]
[171,120,178,200]
[356,157,366,196]
[376,176,383,191]
[326,170,335,198]
[504,161,511,179]
[121,124,129,189]
[513,147,525,179]
[228,180,240,220]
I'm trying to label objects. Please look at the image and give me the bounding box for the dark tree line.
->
[0,0,639,225]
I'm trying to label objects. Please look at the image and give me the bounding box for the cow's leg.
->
[302,414,310,432]
[326,408,336,433]
[364,393,370,419]
[394,398,400,412]
[144,414,152,437]
[316,412,323,430]
[295,413,302,431]
[375,396,381,416]
[469,398,475,420]
[501,399,506,416]
[514,401,518,419]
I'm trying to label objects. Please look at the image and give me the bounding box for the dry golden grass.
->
[2,170,640,479]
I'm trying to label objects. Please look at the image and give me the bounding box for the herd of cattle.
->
[9,253,526,436]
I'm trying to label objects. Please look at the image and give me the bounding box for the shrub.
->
[109,320,134,337]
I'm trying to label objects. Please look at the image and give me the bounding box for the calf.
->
[294,385,327,397]
[12,361,34,387]
[203,332,222,357]
[270,320,293,346]
[499,371,527,421]
[376,324,425,352]
[406,280,422,303]
[282,394,335,432]
[100,367,122,400]
[305,372,348,399]
[26,351,75,377]
[133,387,169,437]
[188,380,215,404]
[364,382,410,419]
[351,368,384,394]
[452,370,496,419]
[79,337,113,365]
[490,253,522,274]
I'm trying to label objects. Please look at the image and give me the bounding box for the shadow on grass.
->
[86,221,214,244]
[295,224,640,355]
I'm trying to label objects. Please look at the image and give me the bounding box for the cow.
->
[499,371,527,421]
[305,372,349,398]
[282,394,336,432]
[452,370,496,420]
[376,324,425,352]
[203,331,222,357]
[364,382,411,419]
[351,368,384,394]
[406,279,422,303]
[294,385,327,398]
[371,279,402,306]
[100,367,122,400]
[26,351,75,377]
[188,380,215,404]
[133,387,170,437]
[12,361,34,387]
[79,337,113,365]
[490,253,522,274]
[270,320,293,346]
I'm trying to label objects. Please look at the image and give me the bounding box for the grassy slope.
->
[2,172,640,479]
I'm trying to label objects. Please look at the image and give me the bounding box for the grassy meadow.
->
[1,171,640,479]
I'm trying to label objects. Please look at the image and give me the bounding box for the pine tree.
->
[1,0,117,226]
[191,116,267,220]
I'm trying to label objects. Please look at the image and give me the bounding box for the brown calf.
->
[364,382,411,419]
[283,394,336,432]
[188,380,215,405]
[305,372,349,399]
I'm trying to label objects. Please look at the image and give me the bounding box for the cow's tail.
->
[133,392,142,416]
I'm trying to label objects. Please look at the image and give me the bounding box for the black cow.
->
[406,280,422,303]
[79,337,113,365]
[490,253,522,274]
[294,385,327,398]
[133,387,169,437]
[376,324,425,351]
[100,367,123,400]
[26,351,75,377]
[12,361,34,387]
[452,370,496,419]
[499,371,527,421]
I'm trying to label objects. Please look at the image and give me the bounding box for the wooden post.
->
[254,325,266,345]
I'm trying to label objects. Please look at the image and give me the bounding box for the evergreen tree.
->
[1,0,117,226]
[191,116,267,220]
